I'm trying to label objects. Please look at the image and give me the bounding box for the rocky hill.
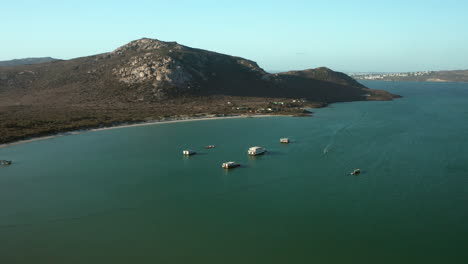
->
[0,38,399,144]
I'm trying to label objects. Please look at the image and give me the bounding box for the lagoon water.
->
[0,81,467,263]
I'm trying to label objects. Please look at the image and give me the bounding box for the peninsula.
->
[0,38,399,144]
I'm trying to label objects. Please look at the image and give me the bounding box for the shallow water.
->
[0,81,467,263]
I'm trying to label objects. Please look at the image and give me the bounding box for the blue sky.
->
[1,0,467,72]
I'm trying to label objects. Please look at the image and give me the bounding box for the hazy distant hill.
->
[0,38,399,144]
[0,57,60,67]
[352,70,468,83]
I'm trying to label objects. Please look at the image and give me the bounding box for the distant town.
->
[350,71,433,80]
[348,69,468,83]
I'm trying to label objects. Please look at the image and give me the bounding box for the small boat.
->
[247,146,267,156]
[280,138,290,143]
[204,145,216,149]
[0,160,12,166]
[351,169,361,175]
[182,150,196,156]
[222,161,240,169]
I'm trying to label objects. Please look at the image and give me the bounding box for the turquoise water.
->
[0,81,467,263]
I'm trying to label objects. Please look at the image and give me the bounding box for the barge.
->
[248,146,267,156]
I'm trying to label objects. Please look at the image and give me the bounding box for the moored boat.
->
[280,138,290,143]
[247,146,266,156]
[204,145,216,149]
[182,150,196,155]
[222,161,240,169]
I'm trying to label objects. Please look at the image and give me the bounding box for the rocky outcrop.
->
[111,38,183,55]
[112,54,193,99]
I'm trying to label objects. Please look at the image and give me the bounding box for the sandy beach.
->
[0,114,276,149]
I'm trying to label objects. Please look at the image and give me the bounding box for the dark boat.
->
[0,160,12,166]
[222,161,240,169]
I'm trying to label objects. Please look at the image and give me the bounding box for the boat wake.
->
[323,144,332,155]
[322,112,367,157]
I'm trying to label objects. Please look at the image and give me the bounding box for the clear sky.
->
[2,0,467,72]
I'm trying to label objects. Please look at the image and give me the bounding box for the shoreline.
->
[0,114,280,149]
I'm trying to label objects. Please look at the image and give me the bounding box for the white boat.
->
[182,150,196,155]
[222,161,240,169]
[351,169,361,175]
[280,138,290,143]
[247,146,266,156]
